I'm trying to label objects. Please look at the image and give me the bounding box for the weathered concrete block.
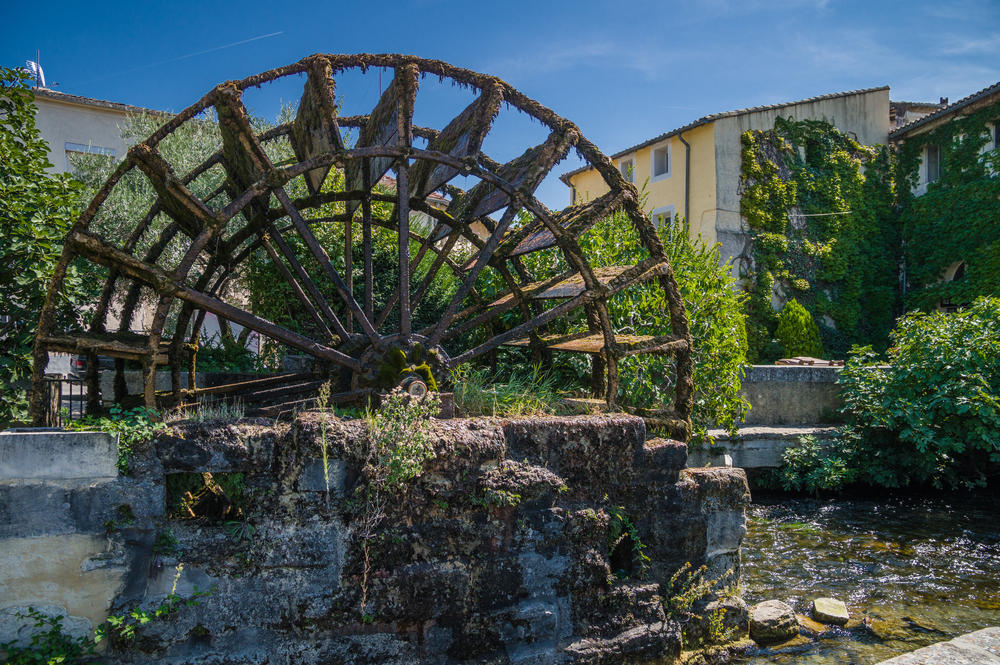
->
[739,364,843,426]
[0,534,127,642]
[0,430,118,480]
[0,477,162,538]
[689,425,839,469]
[297,458,348,494]
[155,420,277,473]
[3,414,751,664]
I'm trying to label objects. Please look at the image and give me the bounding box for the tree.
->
[0,68,86,424]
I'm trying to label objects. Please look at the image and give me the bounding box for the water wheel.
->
[30,54,693,439]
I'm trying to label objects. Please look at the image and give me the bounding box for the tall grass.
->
[452,365,564,417]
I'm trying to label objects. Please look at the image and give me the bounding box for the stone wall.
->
[0,430,162,643]
[1,414,750,664]
[739,365,843,426]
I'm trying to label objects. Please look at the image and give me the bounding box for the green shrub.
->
[0,68,88,424]
[775,299,823,358]
[766,435,853,494]
[778,297,1000,491]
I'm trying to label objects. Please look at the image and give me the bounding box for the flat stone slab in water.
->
[877,626,1000,664]
[812,597,849,625]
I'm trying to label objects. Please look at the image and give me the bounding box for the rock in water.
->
[813,597,850,626]
[749,600,799,645]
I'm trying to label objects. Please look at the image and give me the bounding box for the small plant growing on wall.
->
[775,299,824,358]
[353,389,440,620]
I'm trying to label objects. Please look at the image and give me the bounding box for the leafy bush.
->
[775,298,823,358]
[365,390,440,489]
[766,435,853,494]
[0,68,88,424]
[777,297,1000,490]
[2,591,210,663]
[579,212,749,439]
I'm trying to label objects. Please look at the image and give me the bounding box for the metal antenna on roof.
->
[25,49,46,88]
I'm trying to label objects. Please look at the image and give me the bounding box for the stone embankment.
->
[1,414,750,664]
[876,627,1000,664]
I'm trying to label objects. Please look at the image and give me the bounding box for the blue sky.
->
[5,0,1000,207]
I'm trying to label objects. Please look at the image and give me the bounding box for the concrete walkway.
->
[877,627,1000,664]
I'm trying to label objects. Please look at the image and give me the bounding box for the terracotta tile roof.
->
[560,86,890,184]
[889,80,1000,139]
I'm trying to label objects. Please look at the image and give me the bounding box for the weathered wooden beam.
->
[291,57,344,195]
[264,222,348,343]
[129,145,219,238]
[261,236,335,341]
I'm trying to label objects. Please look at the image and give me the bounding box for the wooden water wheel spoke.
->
[32,54,693,439]
[427,204,520,347]
[263,221,348,343]
[273,187,380,346]
[260,236,336,341]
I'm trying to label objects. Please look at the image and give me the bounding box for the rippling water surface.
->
[736,493,1000,664]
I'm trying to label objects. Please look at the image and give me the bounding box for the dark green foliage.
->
[777,297,1000,491]
[0,68,88,424]
[196,332,263,373]
[740,118,898,361]
[763,435,852,494]
[896,100,1000,310]
[775,299,823,358]
[0,608,97,664]
[2,590,210,663]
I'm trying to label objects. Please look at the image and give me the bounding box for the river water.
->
[736,493,1000,664]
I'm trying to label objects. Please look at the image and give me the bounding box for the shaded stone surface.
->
[877,626,1000,664]
[749,600,798,645]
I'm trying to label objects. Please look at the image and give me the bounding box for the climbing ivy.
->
[739,118,898,361]
[895,100,1000,310]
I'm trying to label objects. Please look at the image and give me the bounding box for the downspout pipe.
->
[677,130,691,223]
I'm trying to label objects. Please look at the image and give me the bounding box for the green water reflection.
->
[737,493,1000,664]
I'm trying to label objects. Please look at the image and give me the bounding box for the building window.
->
[651,142,671,181]
[65,142,116,172]
[570,186,577,205]
[651,205,676,236]
[925,144,941,183]
[618,157,635,184]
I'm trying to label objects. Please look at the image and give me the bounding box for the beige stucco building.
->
[32,88,164,174]
[562,87,891,269]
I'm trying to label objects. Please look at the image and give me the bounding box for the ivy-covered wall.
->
[739,118,898,361]
[895,100,1000,311]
